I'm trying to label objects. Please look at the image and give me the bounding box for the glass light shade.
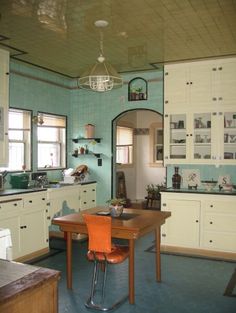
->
[79,60,123,92]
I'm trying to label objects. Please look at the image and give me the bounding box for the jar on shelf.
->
[85,124,95,138]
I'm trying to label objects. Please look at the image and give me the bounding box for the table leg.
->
[129,239,135,304]
[155,227,161,282]
[66,231,72,289]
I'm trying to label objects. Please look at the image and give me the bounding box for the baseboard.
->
[161,245,236,262]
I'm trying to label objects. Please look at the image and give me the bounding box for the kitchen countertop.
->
[0,180,96,197]
[161,187,236,196]
[0,259,60,306]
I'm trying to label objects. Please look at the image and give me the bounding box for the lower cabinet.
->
[161,192,236,257]
[80,183,96,211]
[161,199,200,248]
[0,191,49,260]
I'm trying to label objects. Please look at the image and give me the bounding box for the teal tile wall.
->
[166,164,236,188]
[70,71,164,204]
[7,61,72,184]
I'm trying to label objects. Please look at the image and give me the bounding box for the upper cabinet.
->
[164,58,236,111]
[164,57,236,165]
[0,49,9,166]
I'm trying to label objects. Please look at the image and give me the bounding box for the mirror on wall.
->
[112,109,166,208]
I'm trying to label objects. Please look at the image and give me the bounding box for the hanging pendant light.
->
[78,20,123,92]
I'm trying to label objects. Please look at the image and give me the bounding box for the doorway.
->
[112,109,166,206]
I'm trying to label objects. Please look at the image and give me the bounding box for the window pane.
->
[9,130,23,141]
[117,127,133,145]
[38,127,59,142]
[9,142,24,170]
[38,143,60,168]
[116,146,133,164]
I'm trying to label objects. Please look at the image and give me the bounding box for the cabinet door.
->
[0,49,9,166]
[80,184,96,211]
[215,58,236,105]
[164,64,189,109]
[0,215,21,259]
[20,208,48,257]
[161,199,200,248]
[0,199,23,259]
[164,113,187,164]
[188,61,215,108]
[221,110,236,164]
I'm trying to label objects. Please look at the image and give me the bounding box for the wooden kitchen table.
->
[52,207,171,304]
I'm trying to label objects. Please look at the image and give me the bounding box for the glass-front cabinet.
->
[164,110,236,165]
[222,111,236,163]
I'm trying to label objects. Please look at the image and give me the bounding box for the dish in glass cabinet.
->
[224,152,234,159]
[201,180,217,191]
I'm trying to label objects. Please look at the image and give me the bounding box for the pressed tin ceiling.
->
[0,0,236,78]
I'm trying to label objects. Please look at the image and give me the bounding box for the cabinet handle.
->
[210,221,213,224]
[210,204,213,208]
[29,200,33,203]
[165,100,169,104]
[92,189,95,191]
[84,202,87,204]
[218,97,222,101]
[189,134,192,137]
[212,97,217,101]
[218,66,222,70]
[83,190,87,193]
[165,72,169,76]
[47,202,50,206]
[92,200,95,202]
[162,203,166,207]
[209,240,213,243]
[190,82,193,84]
[165,114,168,118]
[162,234,166,237]
[47,216,51,220]
[186,82,189,85]
[195,220,199,223]
[212,67,217,71]
[186,134,189,137]
[14,203,18,206]
[42,197,46,200]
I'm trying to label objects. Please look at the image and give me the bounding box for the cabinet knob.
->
[190,82,193,84]
[92,200,95,202]
[212,97,217,101]
[42,198,46,200]
[29,200,33,203]
[165,100,169,104]
[162,233,166,237]
[212,67,217,71]
[92,189,95,191]
[47,216,51,220]
[209,240,213,243]
[210,221,213,224]
[195,220,199,223]
[218,67,222,70]
[83,190,87,193]
[210,204,213,208]
[162,203,166,207]
[186,82,189,85]
[84,202,87,204]
[218,97,222,101]
[14,203,18,206]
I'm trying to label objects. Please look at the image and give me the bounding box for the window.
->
[8,108,31,171]
[116,126,133,165]
[155,128,163,161]
[37,112,66,169]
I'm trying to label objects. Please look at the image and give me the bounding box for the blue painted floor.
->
[34,233,236,313]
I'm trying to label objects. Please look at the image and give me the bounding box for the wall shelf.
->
[72,137,102,143]
[128,77,148,101]
[72,152,101,158]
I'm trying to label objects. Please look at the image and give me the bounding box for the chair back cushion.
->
[83,214,112,253]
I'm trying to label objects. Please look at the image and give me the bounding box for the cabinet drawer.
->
[203,200,235,214]
[23,192,47,210]
[203,213,236,232]
[202,231,236,252]
[0,199,23,215]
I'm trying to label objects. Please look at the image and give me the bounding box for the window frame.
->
[8,107,32,172]
[37,112,67,170]
[116,125,134,167]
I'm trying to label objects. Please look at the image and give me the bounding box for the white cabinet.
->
[48,185,81,219]
[164,57,236,166]
[21,191,49,258]
[0,198,23,259]
[201,199,236,252]
[161,192,236,256]
[0,49,9,166]
[164,60,215,111]
[80,183,96,211]
[0,191,49,260]
[161,196,200,248]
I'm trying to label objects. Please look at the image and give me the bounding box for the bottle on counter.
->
[172,166,181,189]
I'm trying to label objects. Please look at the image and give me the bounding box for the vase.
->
[172,167,181,189]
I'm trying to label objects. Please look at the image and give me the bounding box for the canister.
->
[85,124,95,138]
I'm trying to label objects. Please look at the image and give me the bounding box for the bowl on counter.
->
[201,180,217,191]
[221,184,233,191]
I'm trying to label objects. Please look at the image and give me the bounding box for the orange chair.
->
[83,214,129,311]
